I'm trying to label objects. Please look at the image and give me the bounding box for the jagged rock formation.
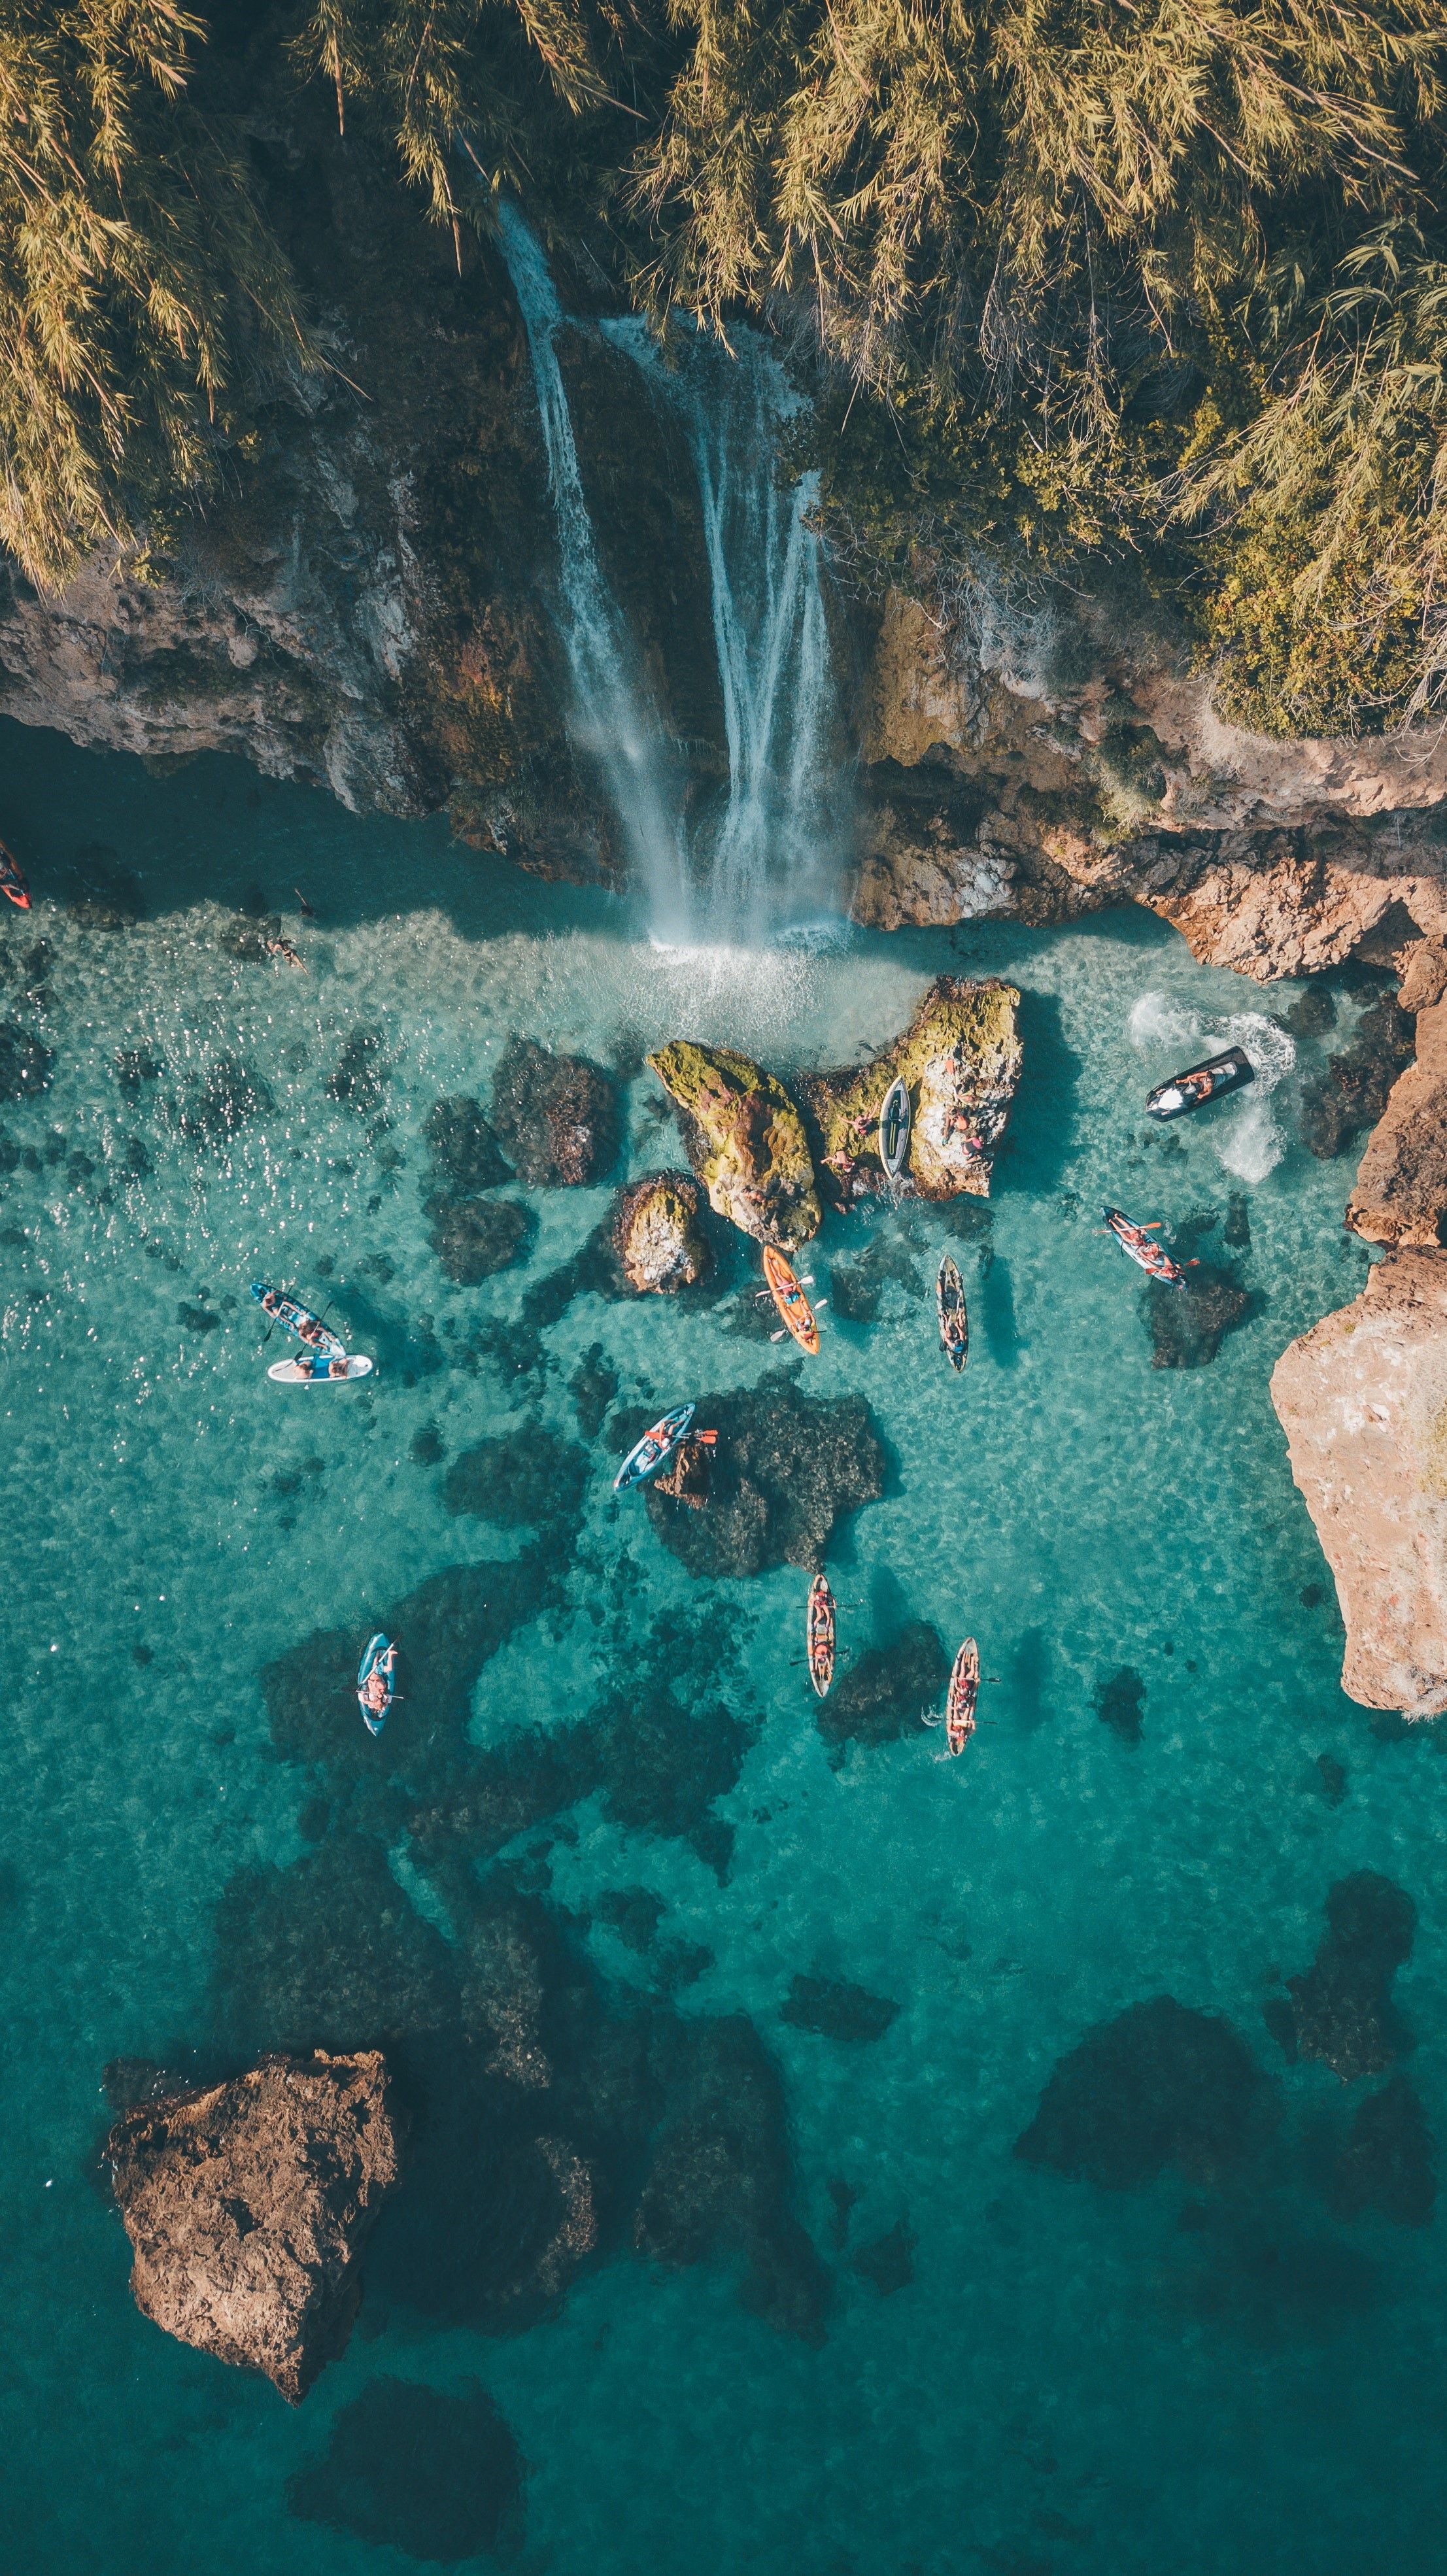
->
[612,1172,711,1291]
[852,587,1447,977]
[1346,990,1447,1247]
[648,1042,821,1248]
[106,2051,404,2401]
[802,977,1021,1204]
[1271,1250,1447,1715]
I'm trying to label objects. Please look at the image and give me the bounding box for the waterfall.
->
[497,203,847,939]
[609,320,847,934]
[492,200,688,928]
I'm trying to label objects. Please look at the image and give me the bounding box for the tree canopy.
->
[2,0,1446,734]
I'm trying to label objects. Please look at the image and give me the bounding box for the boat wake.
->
[1128,992,1295,1181]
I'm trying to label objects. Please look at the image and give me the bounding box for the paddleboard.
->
[268,1354,374,1383]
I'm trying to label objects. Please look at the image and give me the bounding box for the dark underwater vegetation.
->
[1,722,1445,2576]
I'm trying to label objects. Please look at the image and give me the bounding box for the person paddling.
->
[360,1642,397,1721]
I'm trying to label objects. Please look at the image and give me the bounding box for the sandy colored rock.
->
[803,977,1022,1204]
[647,1042,820,1247]
[1347,996,1447,1248]
[855,583,1447,973]
[1270,1251,1447,1715]
[611,1172,711,1292]
[107,2050,405,2401]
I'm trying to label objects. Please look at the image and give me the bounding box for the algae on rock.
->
[647,1042,821,1247]
[612,1172,711,1293]
[802,977,1022,1204]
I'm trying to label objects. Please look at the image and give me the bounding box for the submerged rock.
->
[424,1094,510,1193]
[288,2378,524,2562]
[1270,1247,1447,1714]
[851,2219,915,2295]
[1346,991,1447,1247]
[1329,2076,1435,2226]
[1015,1995,1274,2188]
[1144,1263,1250,1368]
[177,1055,274,1149]
[612,1170,711,1292]
[802,976,1023,1203]
[815,1622,948,1748]
[106,2050,405,2401]
[1095,1665,1145,1742]
[491,1035,616,1187]
[0,1022,53,1100]
[1264,1872,1415,2080]
[442,1428,588,1528]
[326,1027,387,1116]
[424,1191,532,1283]
[828,1230,927,1323]
[647,1041,821,1247]
[781,1974,899,2043]
[1301,992,1414,1159]
[638,1370,885,1576]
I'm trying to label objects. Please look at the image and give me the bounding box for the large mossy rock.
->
[802,977,1022,1204]
[647,1042,821,1247]
[612,1170,711,1293]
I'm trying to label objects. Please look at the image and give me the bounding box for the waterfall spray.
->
[498,202,847,939]
[492,201,689,928]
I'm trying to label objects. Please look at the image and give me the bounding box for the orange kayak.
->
[762,1244,820,1354]
[806,1574,835,1697]
[945,1638,979,1755]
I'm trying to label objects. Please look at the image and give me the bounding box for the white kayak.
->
[267,1354,374,1384]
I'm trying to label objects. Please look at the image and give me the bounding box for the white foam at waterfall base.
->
[1129,990,1296,1181]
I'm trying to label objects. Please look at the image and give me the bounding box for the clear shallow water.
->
[1,717,1444,2575]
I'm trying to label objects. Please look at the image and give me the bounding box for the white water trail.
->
[492,202,689,930]
[1129,992,1296,1182]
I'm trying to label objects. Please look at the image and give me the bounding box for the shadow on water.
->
[1008,1624,1051,1734]
[996,987,1081,1199]
[979,1254,1021,1368]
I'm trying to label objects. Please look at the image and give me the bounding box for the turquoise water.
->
[1,715,1444,2576]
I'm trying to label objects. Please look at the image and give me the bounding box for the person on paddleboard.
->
[360,1643,396,1720]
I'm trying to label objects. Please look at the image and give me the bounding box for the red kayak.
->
[0,841,31,909]
[1103,1206,1187,1287]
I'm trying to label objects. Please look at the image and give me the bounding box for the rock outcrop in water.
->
[634,1371,884,1576]
[1015,1996,1274,2188]
[106,2051,404,2401]
[491,1037,616,1187]
[802,978,1022,1204]
[851,585,1447,978]
[1345,991,1447,1246]
[648,1043,821,1247]
[612,1171,711,1291]
[1263,1874,1416,2081]
[1271,1250,1447,1714]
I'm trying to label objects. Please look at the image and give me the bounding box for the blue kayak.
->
[250,1281,346,1362]
[356,1633,396,1737]
[614,1404,695,1493]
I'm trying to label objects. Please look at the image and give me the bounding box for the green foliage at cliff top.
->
[3,0,1447,736]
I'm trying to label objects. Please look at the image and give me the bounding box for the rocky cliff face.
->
[1272,1253,1447,1718]
[107,2050,404,2401]
[853,586,1447,981]
[0,106,724,889]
